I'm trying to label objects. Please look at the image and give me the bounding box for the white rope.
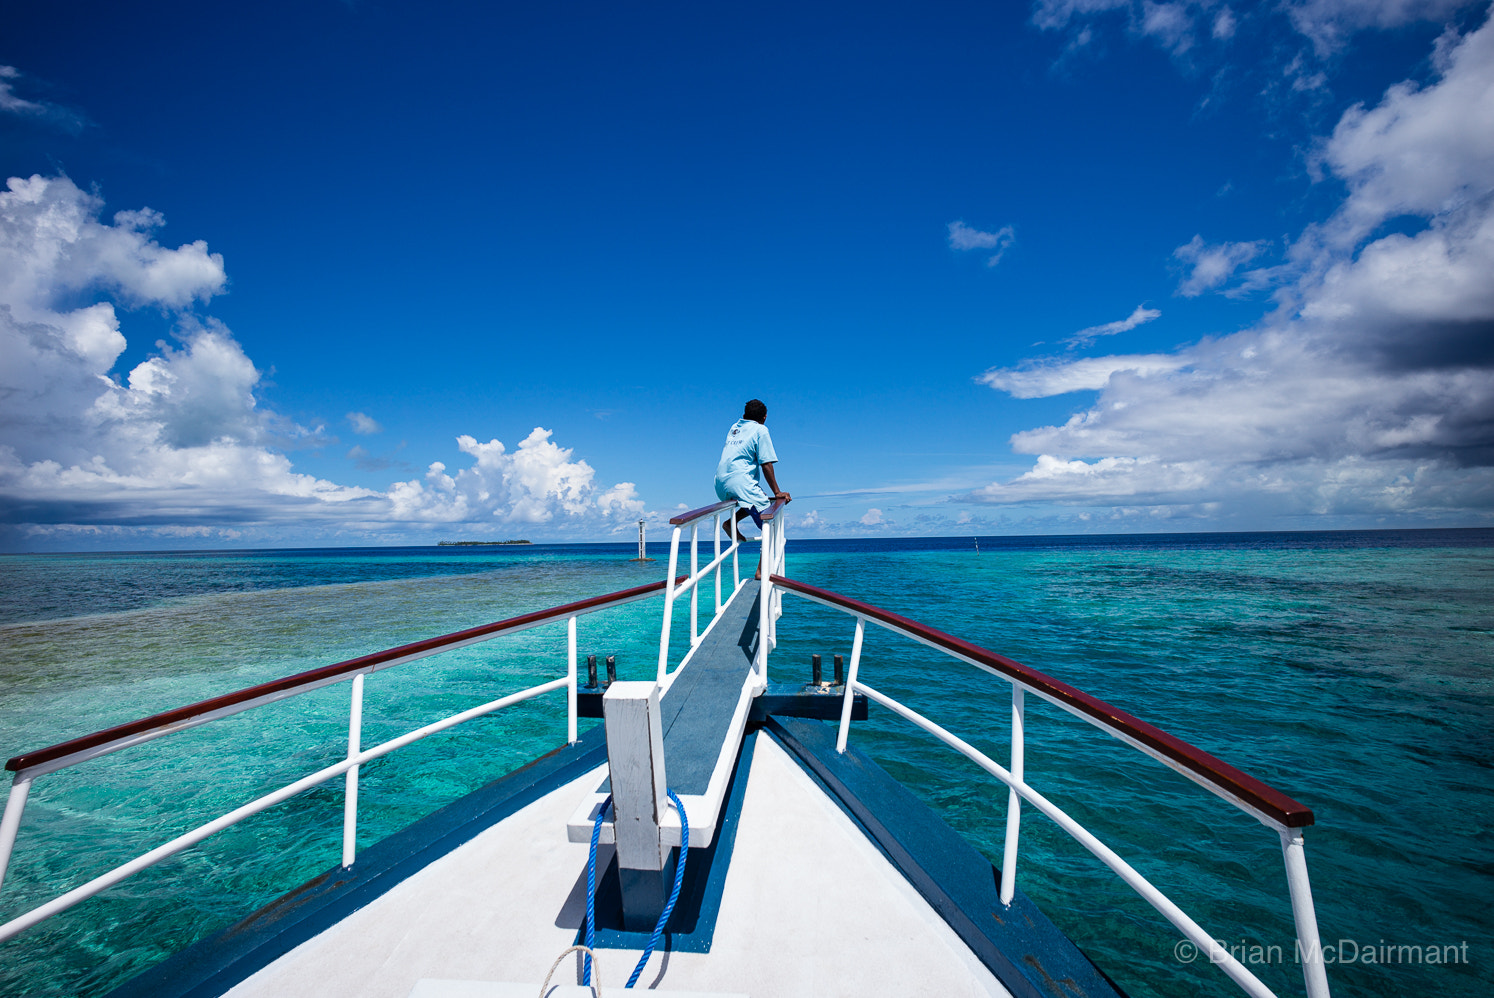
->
[539,944,602,998]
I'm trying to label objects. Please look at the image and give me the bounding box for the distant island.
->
[437,540,532,546]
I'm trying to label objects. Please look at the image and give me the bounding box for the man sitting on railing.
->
[715,399,790,574]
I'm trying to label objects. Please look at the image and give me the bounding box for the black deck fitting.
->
[605,655,617,686]
[587,654,598,688]
[834,654,844,685]
[811,653,822,686]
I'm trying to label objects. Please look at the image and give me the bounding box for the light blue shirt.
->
[715,419,777,485]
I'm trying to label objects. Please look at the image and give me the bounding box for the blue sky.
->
[2,0,1491,549]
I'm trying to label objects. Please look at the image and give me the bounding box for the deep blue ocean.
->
[0,530,1490,997]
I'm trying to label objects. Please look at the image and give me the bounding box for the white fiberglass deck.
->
[224,733,1010,998]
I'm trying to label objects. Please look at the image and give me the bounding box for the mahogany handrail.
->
[6,577,683,777]
[758,496,789,521]
[669,500,737,525]
[670,496,789,527]
[771,574,1313,829]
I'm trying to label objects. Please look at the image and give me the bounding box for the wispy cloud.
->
[948,220,1016,266]
[1172,235,1268,296]
[0,66,87,133]
[977,353,1188,398]
[1064,304,1162,347]
[347,411,383,435]
[0,67,42,114]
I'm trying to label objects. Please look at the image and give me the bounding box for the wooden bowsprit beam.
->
[567,581,761,857]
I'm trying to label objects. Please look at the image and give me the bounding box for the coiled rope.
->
[581,790,690,990]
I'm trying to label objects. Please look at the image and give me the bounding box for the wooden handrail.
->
[771,575,1314,829]
[758,496,790,521]
[6,578,682,776]
[669,500,738,525]
[670,495,790,527]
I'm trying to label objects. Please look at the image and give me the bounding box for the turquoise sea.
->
[0,531,1490,997]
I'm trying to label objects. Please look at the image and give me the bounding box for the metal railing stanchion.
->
[341,673,364,868]
[0,776,32,895]
[567,614,579,744]
[690,522,700,646]
[732,513,740,589]
[835,616,865,754]
[1281,828,1332,998]
[756,518,773,678]
[713,513,723,612]
[999,683,1023,904]
[657,526,682,682]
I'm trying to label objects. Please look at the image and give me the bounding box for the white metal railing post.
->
[657,525,683,682]
[771,513,785,632]
[1281,828,1332,998]
[341,672,364,868]
[732,512,741,589]
[0,776,33,895]
[690,522,700,645]
[835,616,866,753]
[999,684,1024,904]
[567,614,579,744]
[756,517,773,678]
[713,513,723,613]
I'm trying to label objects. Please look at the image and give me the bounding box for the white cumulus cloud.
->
[0,174,652,545]
[974,15,1494,522]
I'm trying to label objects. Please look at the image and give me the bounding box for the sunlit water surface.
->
[0,533,1490,997]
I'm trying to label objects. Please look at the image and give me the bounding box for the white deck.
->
[225,734,1011,998]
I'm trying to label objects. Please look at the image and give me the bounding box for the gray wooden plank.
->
[599,585,759,797]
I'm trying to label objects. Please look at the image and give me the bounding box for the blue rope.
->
[583,794,611,987]
[581,790,690,990]
[626,789,688,988]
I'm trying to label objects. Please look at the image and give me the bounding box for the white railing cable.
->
[853,680,1282,998]
[0,676,568,945]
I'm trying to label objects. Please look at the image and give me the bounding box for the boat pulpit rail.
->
[656,496,788,683]
[0,578,681,946]
[768,574,1331,998]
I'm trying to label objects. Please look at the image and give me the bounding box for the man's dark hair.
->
[743,399,767,422]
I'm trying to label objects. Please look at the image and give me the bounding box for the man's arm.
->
[761,462,790,502]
